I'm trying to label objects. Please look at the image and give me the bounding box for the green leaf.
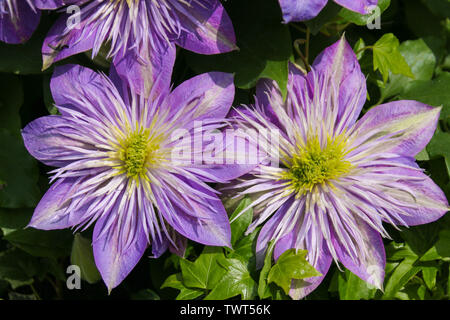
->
[338,269,377,300]
[179,246,227,290]
[229,197,253,246]
[354,38,366,60]
[304,2,341,35]
[0,208,32,229]
[160,273,204,300]
[0,249,40,289]
[0,22,49,75]
[372,33,415,83]
[267,249,321,295]
[401,72,450,123]
[339,0,390,26]
[383,258,422,299]
[420,230,450,261]
[0,129,40,208]
[204,258,257,300]
[4,228,73,258]
[422,266,438,290]
[426,127,450,161]
[185,0,292,96]
[258,241,274,299]
[0,74,23,133]
[228,227,260,271]
[70,234,101,284]
[131,289,160,300]
[423,0,450,19]
[380,38,436,101]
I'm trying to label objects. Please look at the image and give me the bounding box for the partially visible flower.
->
[229,37,449,299]
[41,0,236,97]
[21,63,253,291]
[0,0,79,44]
[279,0,378,22]
[0,0,40,43]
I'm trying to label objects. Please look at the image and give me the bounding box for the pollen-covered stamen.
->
[113,127,165,180]
[282,134,353,196]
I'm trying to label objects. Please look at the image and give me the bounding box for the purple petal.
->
[22,115,84,167]
[278,0,328,22]
[34,0,84,9]
[173,0,236,54]
[28,178,87,230]
[351,101,441,157]
[93,213,148,292]
[0,1,40,44]
[332,219,386,289]
[50,64,122,121]
[112,36,175,98]
[334,0,378,15]
[154,178,231,248]
[168,72,235,123]
[368,161,449,226]
[42,13,98,70]
[255,78,284,130]
[311,37,367,129]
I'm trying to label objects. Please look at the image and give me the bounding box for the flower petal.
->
[278,0,328,22]
[154,178,231,248]
[22,115,85,167]
[50,64,124,121]
[311,37,367,129]
[34,0,84,9]
[0,1,40,44]
[332,219,386,289]
[93,211,148,292]
[350,101,441,157]
[168,72,235,124]
[334,0,378,15]
[112,36,175,99]
[173,0,236,54]
[42,13,98,70]
[28,178,88,230]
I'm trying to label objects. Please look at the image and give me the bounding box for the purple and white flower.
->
[279,0,378,22]
[21,63,253,291]
[41,0,236,97]
[229,37,449,299]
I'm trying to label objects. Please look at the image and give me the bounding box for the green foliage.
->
[372,33,414,83]
[70,234,101,284]
[186,0,292,97]
[267,249,321,295]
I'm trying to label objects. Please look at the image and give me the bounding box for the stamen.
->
[282,134,353,196]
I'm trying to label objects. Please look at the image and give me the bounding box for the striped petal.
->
[173,0,236,54]
[93,212,148,292]
[0,0,40,44]
[332,218,386,289]
[278,0,328,22]
[28,178,88,230]
[311,37,367,129]
[349,101,441,158]
[334,0,378,15]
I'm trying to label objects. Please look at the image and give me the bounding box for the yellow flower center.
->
[114,127,164,181]
[282,134,353,195]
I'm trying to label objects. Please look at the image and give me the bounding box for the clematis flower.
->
[41,0,236,97]
[21,63,252,291]
[279,0,378,22]
[230,37,449,299]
